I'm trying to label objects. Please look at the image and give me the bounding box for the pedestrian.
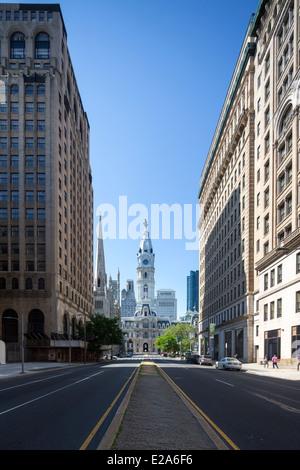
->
[272,354,279,369]
[263,355,269,368]
[297,352,300,371]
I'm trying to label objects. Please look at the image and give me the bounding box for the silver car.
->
[215,357,242,370]
[198,355,213,366]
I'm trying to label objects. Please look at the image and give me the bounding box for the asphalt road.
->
[0,362,138,450]
[1,356,300,450]
[154,358,300,450]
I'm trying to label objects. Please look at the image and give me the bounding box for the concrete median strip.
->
[97,361,232,450]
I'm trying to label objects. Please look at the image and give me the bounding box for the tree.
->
[155,323,195,353]
[78,314,123,359]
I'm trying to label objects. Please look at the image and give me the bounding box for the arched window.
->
[35,32,50,59]
[279,104,293,135]
[11,84,19,95]
[37,85,45,95]
[0,278,6,289]
[38,278,45,290]
[25,85,34,95]
[11,32,25,59]
[28,309,44,335]
[12,278,19,289]
[25,278,32,290]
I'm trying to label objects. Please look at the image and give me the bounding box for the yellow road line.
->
[156,362,240,451]
[79,365,139,450]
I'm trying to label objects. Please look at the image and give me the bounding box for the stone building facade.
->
[198,0,300,364]
[121,221,175,354]
[0,4,94,362]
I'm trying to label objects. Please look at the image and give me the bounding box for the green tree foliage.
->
[78,314,123,357]
[155,323,195,353]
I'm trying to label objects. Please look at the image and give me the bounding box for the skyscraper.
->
[0,4,94,362]
[186,270,199,312]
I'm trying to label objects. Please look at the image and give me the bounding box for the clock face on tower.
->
[143,259,149,265]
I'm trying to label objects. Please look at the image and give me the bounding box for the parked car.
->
[189,354,200,364]
[198,355,213,366]
[185,351,193,363]
[215,357,242,370]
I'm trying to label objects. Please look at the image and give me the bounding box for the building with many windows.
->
[251,0,300,363]
[156,289,177,322]
[198,0,300,364]
[186,270,199,312]
[0,4,94,362]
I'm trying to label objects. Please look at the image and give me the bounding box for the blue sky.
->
[19,0,260,315]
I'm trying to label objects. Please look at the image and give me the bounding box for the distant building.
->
[186,271,199,312]
[156,289,177,322]
[121,221,176,354]
[121,280,136,317]
[94,215,109,317]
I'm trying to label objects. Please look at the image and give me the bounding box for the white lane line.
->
[0,371,104,416]
[0,372,72,393]
[215,379,234,387]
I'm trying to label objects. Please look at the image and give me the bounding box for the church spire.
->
[95,213,107,292]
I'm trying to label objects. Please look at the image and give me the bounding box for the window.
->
[11,120,18,130]
[25,85,34,95]
[270,269,275,287]
[264,304,268,321]
[264,273,268,290]
[37,102,45,113]
[37,85,45,95]
[10,84,18,95]
[279,105,292,135]
[270,301,275,320]
[297,253,300,274]
[25,120,34,131]
[297,292,300,313]
[26,209,34,219]
[25,102,33,113]
[35,32,50,59]
[278,265,282,283]
[26,191,34,202]
[277,299,282,318]
[10,32,25,59]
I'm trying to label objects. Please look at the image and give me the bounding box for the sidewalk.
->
[0,361,77,379]
[243,361,300,380]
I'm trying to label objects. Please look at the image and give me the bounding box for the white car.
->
[215,357,242,371]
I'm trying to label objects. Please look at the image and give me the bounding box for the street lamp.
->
[3,313,25,374]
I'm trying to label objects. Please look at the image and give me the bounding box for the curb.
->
[97,364,141,450]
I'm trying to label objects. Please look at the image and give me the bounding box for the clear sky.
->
[18,0,260,316]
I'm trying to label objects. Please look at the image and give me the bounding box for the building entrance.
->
[143,343,149,352]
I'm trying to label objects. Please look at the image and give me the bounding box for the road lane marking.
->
[0,371,104,416]
[156,363,240,450]
[215,379,234,387]
[0,372,73,392]
[79,365,140,450]
[247,390,300,414]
